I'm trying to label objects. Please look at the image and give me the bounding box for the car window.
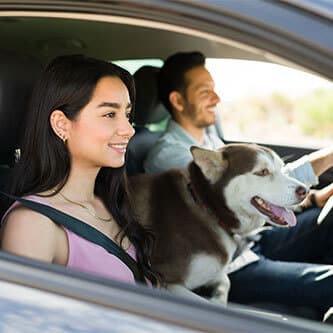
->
[113,59,163,74]
[207,59,333,148]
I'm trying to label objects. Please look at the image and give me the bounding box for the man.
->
[144,51,333,320]
[143,52,223,173]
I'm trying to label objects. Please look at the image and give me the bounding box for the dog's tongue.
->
[270,205,297,226]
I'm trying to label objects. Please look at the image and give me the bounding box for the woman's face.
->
[67,76,135,169]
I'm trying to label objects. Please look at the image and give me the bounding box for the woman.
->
[0,55,160,286]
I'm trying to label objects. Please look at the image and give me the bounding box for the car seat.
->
[126,66,169,176]
[0,50,42,190]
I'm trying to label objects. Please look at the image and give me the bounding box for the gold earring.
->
[57,132,67,143]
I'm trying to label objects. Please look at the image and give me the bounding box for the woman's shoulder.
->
[1,196,61,259]
[1,195,56,238]
[3,200,59,238]
[2,194,51,224]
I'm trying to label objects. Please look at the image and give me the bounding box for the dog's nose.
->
[296,185,308,201]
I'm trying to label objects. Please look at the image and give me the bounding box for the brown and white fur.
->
[129,144,308,304]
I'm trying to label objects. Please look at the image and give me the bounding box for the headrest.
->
[133,65,168,126]
[0,50,42,165]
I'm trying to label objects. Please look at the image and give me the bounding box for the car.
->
[0,0,332,332]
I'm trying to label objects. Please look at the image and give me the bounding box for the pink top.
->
[2,196,138,284]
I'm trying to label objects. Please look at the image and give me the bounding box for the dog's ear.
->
[190,146,228,183]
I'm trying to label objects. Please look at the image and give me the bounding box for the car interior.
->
[127,65,223,176]
[126,65,169,176]
[0,6,332,329]
[0,50,43,190]
[0,15,330,182]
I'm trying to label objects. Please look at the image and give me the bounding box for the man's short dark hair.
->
[158,51,206,114]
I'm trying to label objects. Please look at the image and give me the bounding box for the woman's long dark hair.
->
[7,55,160,285]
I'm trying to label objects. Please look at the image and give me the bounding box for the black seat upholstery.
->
[127,66,168,175]
[0,50,42,189]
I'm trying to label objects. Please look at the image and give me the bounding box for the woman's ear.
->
[49,110,71,143]
[169,91,185,113]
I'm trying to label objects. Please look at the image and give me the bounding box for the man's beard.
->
[184,102,216,128]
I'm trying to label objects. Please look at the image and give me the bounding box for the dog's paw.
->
[167,284,210,303]
[210,274,230,306]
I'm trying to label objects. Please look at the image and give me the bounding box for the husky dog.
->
[130,144,307,303]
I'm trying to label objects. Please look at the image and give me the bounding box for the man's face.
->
[181,66,220,128]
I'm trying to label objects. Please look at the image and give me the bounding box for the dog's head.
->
[190,144,308,234]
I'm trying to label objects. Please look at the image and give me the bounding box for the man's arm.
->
[283,147,333,183]
[302,183,333,208]
[284,147,333,208]
[307,147,333,176]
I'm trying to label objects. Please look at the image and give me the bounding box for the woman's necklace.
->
[58,192,113,222]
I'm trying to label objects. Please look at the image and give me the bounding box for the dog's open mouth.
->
[251,196,296,227]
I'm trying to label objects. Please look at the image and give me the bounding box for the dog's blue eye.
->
[254,168,270,176]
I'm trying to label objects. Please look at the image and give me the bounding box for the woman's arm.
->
[1,206,59,262]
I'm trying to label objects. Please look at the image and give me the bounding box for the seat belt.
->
[0,192,147,285]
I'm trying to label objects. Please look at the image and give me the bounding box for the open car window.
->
[207,59,333,148]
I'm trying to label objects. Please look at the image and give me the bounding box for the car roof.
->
[281,0,333,20]
[0,0,332,79]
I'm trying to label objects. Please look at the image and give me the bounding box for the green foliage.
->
[295,89,333,138]
[221,88,333,146]
[147,116,169,132]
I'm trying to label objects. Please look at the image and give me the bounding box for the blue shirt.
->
[144,119,224,174]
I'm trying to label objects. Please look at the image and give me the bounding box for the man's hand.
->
[302,183,333,208]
